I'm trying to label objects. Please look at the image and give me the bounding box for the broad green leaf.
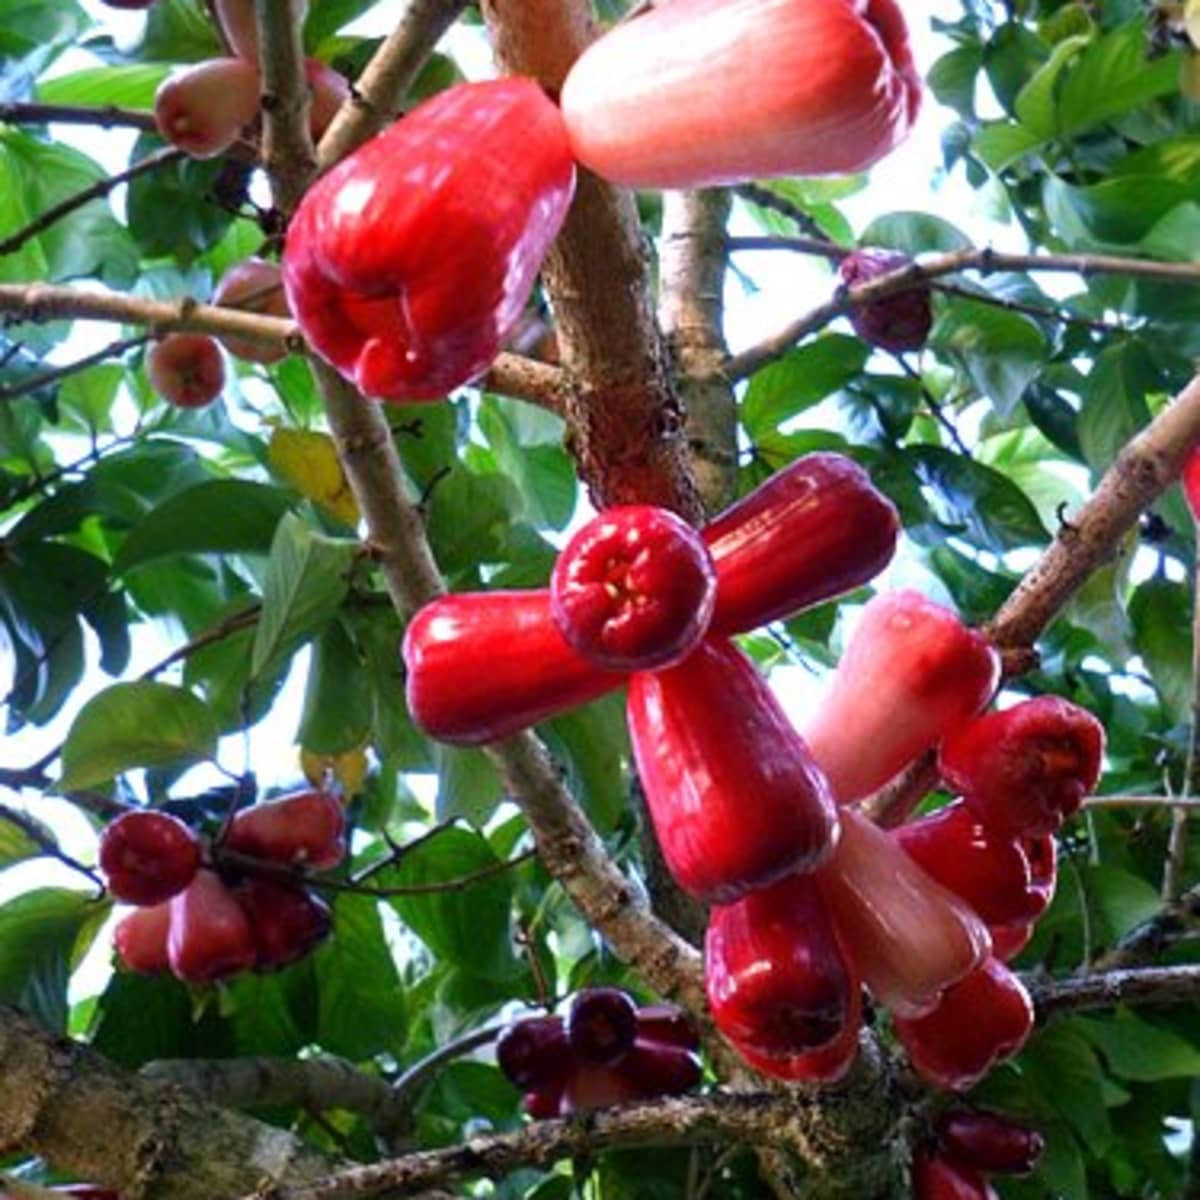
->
[1075,1009,1200,1081]
[858,211,973,254]
[251,513,354,677]
[296,618,372,755]
[0,811,43,869]
[1021,1022,1113,1156]
[1129,576,1193,722]
[59,681,218,790]
[114,479,294,573]
[742,336,869,439]
[37,63,169,109]
[541,692,630,833]
[435,745,504,829]
[1076,342,1157,473]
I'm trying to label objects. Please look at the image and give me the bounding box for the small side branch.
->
[1031,964,1200,1019]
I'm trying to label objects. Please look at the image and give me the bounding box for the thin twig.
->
[1164,551,1200,901]
[0,102,157,132]
[0,334,149,402]
[0,802,104,890]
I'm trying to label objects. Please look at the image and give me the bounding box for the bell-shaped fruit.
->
[802,590,1000,804]
[839,248,933,352]
[559,0,921,189]
[705,871,853,1057]
[154,58,261,158]
[635,1003,699,1052]
[167,869,257,983]
[236,878,331,969]
[894,957,1035,1091]
[224,790,345,869]
[937,1110,1045,1176]
[628,638,838,903]
[893,802,1050,928]
[988,921,1033,963]
[99,809,202,906]
[215,0,309,61]
[212,257,291,364]
[728,983,863,1084]
[497,1015,570,1090]
[619,1038,702,1097]
[306,58,350,140]
[702,453,899,636]
[522,1082,565,1119]
[912,1149,997,1200]
[283,79,575,401]
[113,902,172,974]
[146,333,226,409]
[551,505,716,671]
[566,987,638,1065]
[403,591,622,745]
[560,1060,643,1113]
[817,808,990,1019]
[938,696,1105,836]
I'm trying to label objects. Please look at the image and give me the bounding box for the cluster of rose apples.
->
[401,448,1104,1094]
[104,0,928,408]
[913,1108,1044,1200]
[102,791,344,983]
[495,988,701,1117]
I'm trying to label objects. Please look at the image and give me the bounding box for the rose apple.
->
[551,505,716,671]
[282,79,574,401]
[1183,445,1200,520]
[702,453,899,636]
[305,58,350,141]
[215,0,309,61]
[912,1149,997,1200]
[99,810,202,906]
[212,257,291,364]
[566,987,638,1065]
[167,869,257,983]
[113,902,172,974]
[936,1109,1044,1176]
[628,638,838,902]
[839,248,933,352]
[635,1004,699,1052]
[559,0,921,188]
[224,789,345,869]
[235,878,331,969]
[153,58,261,159]
[403,590,623,744]
[802,590,1000,803]
[497,1015,570,1091]
[146,334,225,409]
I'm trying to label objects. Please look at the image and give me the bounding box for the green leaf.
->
[251,512,354,677]
[114,479,294,573]
[1076,341,1157,473]
[296,618,371,755]
[1075,1009,1200,1081]
[37,63,169,109]
[425,466,520,574]
[388,827,519,981]
[540,692,630,834]
[0,812,44,869]
[0,889,108,1034]
[1021,1021,1114,1156]
[125,144,237,262]
[435,745,504,829]
[742,336,868,439]
[857,211,973,254]
[59,681,219,790]
[1129,575,1193,722]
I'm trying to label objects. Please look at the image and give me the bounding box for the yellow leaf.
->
[268,427,360,527]
[300,745,369,797]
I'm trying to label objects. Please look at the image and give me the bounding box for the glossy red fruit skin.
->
[802,590,1001,804]
[305,58,350,140]
[153,58,260,159]
[1183,445,1200,521]
[146,334,226,409]
[839,249,933,352]
[628,638,839,903]
[988,921,1033,962]
[402,591,623,745]
[937,1110,1045,1176]
[939,696,1105,836]
[728,983,863,1084]
[894,957,1035,1091]
[212,257,290,364]
[497,1015,570,1090]
[705,871,853,1057]
[113,902,172,974]
[702,453,899,637]
[635,1004,700,1052]
[235,878,332,969]
[893,802,1050,928]
[99,810,202,906]
[566,987,639,1065]
[522,1081,565,1119]
[619,1038,702,1097]
[912,1149,997,1200]
[559,0,921,189]
[167,869,257,983]
[225,790,345,869]
[817,808,991,1019]
[53,1188,122,1200]
[282,79,575,402]
[560,1059,643,1113]
[551,506,716,671]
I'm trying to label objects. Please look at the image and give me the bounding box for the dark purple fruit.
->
[838,248,932,352]
[496,1015,570,1090]
[566,987,639,1065]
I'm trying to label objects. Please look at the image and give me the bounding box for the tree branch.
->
[0,803,103,889]
[0,335,148,403]
[0,102,157,132]
[1030,964,1200,1019]
[256,0,315,215]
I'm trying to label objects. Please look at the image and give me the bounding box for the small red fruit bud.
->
[551,505,716,671]
[235,878,331,969]
[628,638,839,903]
[167,869,257,983]
[802,590,1000,804]
[146,334,226,409]
[497,1015,570,1091]
[988,921,1033,962]
[99,810,202,906]
[893,802,1051,928]
[894,957,1035,1091]
[113,902,172,974]
[936,1110,1045,1176]
[566,987,638,1065]
[838,248,933,353]
[817,808,991,1019]
[912,1149,997,1200]
[305,58,350,141]
[521,1082,565,1119]
[635,1004,699,1052]
[619,1038,702,1097]
[706,872,854,1058]
[939,695,1105,836]
[560,1060,643,1113]
[702,453,899,636]
[402,591,623,745]
[282,79,575,401]
[153,58,261,159]
[225,790,345,869]
[212,257,291,364]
